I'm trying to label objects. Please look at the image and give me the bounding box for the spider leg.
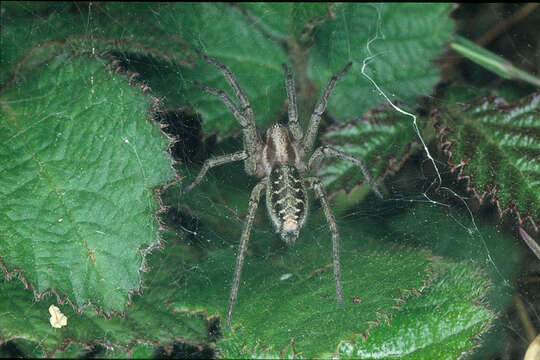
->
[308,145,383,199]
[194,82,249,127]
[196,50,254,122]
[282,63,303,141]
[227,180,266,330]
[302,62,352,153]
[305,177,343,307]
[196,50,262,175]
[183,151,248,194]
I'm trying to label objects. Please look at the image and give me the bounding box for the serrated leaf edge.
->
[333,250,439,358]
[0,53,180,321]
[219,247,438,358]
[456,264,498,360]
[1,36,194,91]
[337,261,497,359]
[432,93,540,233]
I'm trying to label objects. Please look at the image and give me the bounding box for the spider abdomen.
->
[266,164,308,244]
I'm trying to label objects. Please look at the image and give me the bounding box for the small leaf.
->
[0,54,176,313]
[434,94,540,229]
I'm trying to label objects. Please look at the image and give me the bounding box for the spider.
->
[184,50,382,330]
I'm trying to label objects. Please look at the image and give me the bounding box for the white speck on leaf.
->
[280,273,293,281]
[49,305,67,328]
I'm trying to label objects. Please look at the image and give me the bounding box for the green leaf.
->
[2,3,454,139]
[317,105,419,198]
[1,3,187,83]
[0,54,175,313]
[240,3,333,42]
[434,94,540,228]
[50,342,90,359]
[164,149,499,357]
[98,3,289,136]
[309,3,454,123]
[1,3,287,137]
[386,204,524,359]
[176,220,436,358]
[389,204,523,287]
[0,240,209,357]
[101,343,156,359]
[338,261,494,359]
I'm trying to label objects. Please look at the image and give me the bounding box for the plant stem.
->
[450,36,540,88]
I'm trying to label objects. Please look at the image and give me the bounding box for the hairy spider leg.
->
[308,145,383,199]
[196,50,262,176]
[193,82,249,126]
[305,177,343,307]
[227,181,266,330]
[303,62,352,154]
[183,151,247,194]
[196,50,254,122]
[186,53,382,331]
[282,63,303,141]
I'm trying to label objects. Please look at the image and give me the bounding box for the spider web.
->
[357,3,508,285]
[172,3,525,355]
[1,2,534,358]
[338,4,532,354]
[112,1,525,355]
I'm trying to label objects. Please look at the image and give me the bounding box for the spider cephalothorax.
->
[184,50,382,330]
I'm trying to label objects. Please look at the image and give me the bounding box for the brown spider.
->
[184,50,382,330]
